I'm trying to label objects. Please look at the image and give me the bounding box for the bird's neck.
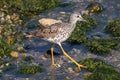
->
[70,20,77,28]
[70,18,78,25]
[69,20,77,32]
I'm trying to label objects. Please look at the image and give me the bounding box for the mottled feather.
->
[28,23,67,38]
[26,12,86,44]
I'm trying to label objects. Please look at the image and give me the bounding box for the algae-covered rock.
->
[0,0,61,22]
[105,20,120,37]
[0,38,15,57]
[18,64,43,74]
[80,58,120,80]
[85,2,104,15]
[86,38,120,54]
[4,0,60,14]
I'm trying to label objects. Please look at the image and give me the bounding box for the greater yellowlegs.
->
[27,12,87,71]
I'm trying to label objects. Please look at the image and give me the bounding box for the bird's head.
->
[70,12,87,24]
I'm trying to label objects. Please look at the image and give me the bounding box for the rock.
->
[117,64,120,67]
[38,18,62,28]
[0,64,4,68]
[68,67,74,73]
[85,2,104,14]
[59,11,66,15]
[0,70,2,73]
[0,26,3,33]
[17,46,24,51]
[11,13,19,20]
[83,72,92,77]
[56,64,61,68]
[10,51,19,58]
[7,36,15,44]
[57,17,64,20]
[0,17,5,23]
[5,15,11,20]
[64,76,70,80]
[72,48,81,54]
[40,55,47,61]
[5,63,10,66]
[25,78,29,80]
[0,11,4,17]
[56,58,63,65]
[21,53,27,57]
[82,10,90,16]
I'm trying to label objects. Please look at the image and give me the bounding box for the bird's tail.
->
[24,30,38,38]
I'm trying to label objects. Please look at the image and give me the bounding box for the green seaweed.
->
[86,2,104,14]
[105,20,120,37]
[86,38,120,54]
[0,38,14,57]
[80,58,120,80]
[18,64,43,74]
[0,0,61,21]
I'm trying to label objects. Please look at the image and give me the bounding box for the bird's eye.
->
[77,16,79,18]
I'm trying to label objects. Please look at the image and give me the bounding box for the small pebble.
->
[0,69,2,73]
[59,11,66,15]
[41,55,47,60]
[0,64,4,68]
[6,15,11,20]
[25,78,29,80]
[83,72,92,77]
[56,64,61,68]
[117,64,120,67]
[1,17,5,22]
[10,51,19,58]
[17,46,24,51]
[68,67,74,73]
[64,76,70,80]
[0,11,4,17]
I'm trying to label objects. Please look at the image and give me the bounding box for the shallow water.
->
[1,0,120,80]
[23,0,120,79]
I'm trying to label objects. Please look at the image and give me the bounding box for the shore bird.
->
[26,12,87,71]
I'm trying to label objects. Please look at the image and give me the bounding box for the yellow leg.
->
[51,44,56,80]
[51,44,55,67]
[59,44,87,71]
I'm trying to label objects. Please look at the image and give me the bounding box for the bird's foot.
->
[75,64,87,72]
[51,64,60,69]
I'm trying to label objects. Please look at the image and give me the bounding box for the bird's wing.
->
[29,23,65,38]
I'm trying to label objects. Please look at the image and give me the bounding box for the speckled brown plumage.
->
[27,12,86,44]
[26,12,88,71]
[28,23,61,38]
